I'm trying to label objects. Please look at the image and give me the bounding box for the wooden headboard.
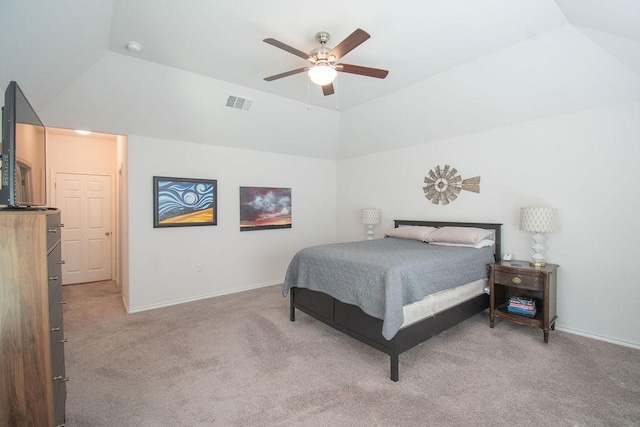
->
[394,219,502,262]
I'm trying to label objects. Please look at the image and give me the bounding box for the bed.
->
[283,220,502,381]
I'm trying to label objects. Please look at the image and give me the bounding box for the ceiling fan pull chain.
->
[334,78,339,111]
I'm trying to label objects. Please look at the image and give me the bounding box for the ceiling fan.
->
[263,28,389,96]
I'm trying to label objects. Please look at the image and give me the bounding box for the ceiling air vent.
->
[225,95,252,111]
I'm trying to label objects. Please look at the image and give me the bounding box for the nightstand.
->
[489,260,559,343]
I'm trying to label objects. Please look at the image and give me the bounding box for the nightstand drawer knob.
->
[512,276,522,284]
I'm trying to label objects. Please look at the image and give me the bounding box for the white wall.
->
[127,135,337,312]
[337,101,640,348]
[47,131,118,178]
[116,135,129,303]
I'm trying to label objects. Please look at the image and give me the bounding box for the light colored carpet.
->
[62,281,640,426]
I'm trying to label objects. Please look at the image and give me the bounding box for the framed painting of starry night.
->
[239,186,291,231]
[153,176,217,228]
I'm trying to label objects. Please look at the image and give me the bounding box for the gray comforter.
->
[283,237,494,340]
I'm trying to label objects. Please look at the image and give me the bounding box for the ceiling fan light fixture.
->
[308,64,337,86]
[263,28,387,97]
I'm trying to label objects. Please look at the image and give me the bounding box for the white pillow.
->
[429,239,495,249]
[385,226,437,242]
[426,226,493,245]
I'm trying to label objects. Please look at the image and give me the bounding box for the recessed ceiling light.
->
[75,130,91,135]
[126,41,142,52]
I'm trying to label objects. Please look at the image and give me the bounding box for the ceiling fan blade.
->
[264,67,309,81]
[329,28,370,60]
[263,38,311,61]
[337,63,389,79]
[322,83,335,96]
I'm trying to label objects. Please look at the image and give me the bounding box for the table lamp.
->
[520,207,558,267]
[361,208,381,240]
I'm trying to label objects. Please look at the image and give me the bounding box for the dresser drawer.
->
[47,242,62,308]
[49,285,66,384]
[54,379,67,427]
[46,212,62,251]
[50,329,66,379]
[52,360,67,427]
[51,339,66,380]
[494,271,543,291]
[51,311,67,408]
[49,286,64,329]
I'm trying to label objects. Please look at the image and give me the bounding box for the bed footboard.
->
[290,287,489,381]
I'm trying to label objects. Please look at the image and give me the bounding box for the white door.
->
[56,173,112,285]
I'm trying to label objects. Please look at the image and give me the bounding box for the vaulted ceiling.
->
[1,1,639,159]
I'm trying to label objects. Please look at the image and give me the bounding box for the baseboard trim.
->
[126,280,282,314]
[125,284,640,350]
[555,325,640,350]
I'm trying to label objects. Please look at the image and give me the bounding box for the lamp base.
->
[529,232,547,268]
[366,224,375,240]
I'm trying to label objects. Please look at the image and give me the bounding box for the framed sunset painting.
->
[153,176,217,228]
[239,187,291,231]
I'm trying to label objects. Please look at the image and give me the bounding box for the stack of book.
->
[507,296,537,318]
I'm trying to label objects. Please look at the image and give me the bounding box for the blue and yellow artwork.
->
[153,177,217,227]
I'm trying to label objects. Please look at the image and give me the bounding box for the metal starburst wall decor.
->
[423,165,480,205]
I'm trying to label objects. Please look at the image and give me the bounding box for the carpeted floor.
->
[62,281,640,426]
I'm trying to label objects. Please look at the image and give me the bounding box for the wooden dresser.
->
[0,209,67,426]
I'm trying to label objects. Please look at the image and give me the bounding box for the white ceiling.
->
[107,0,569,111]
[1,0,639,159]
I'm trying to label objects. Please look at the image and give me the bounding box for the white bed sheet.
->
[400,278,487,328]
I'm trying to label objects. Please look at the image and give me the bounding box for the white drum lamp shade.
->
[361,208,381,240]
[520,207,558,267]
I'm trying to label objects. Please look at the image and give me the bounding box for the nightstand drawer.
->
[494,271,543,291]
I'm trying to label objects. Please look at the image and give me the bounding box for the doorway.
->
[47,128,127,308]
[55,172,112,285]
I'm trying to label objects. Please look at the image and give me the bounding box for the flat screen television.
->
[0,81,47,208]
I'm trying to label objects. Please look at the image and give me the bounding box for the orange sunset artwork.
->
[240,187,291,231]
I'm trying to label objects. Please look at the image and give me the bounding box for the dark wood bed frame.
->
[289,220,502,381]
